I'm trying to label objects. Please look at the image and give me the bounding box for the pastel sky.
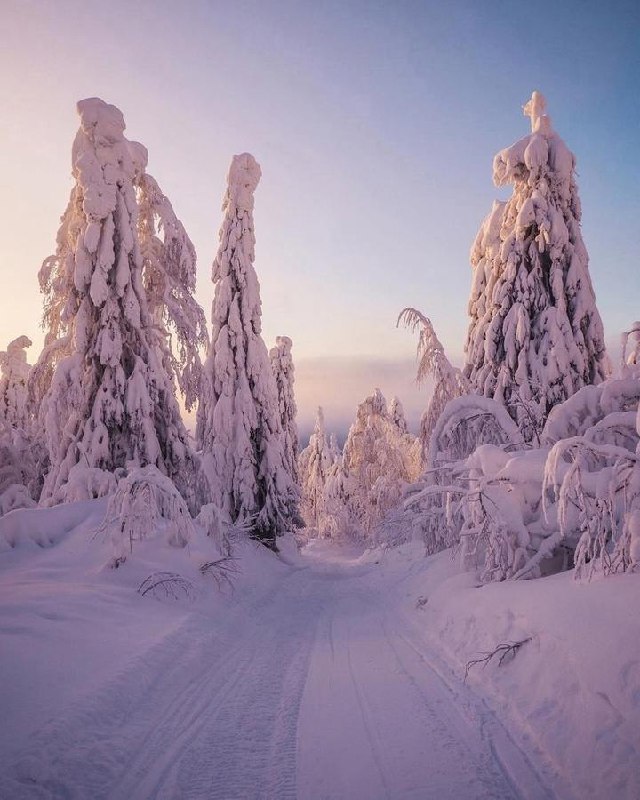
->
[1,0,638,441]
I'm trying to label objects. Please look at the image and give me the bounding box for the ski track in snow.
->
[1,550,554,800]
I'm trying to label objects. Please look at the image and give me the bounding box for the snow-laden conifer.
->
[464,92,609,438]
[196,154,298,547]
[269,335,299,485]
[0,336,32,430]
[340,388,420,538]
[299,407,334,534]
[39,99,197,507]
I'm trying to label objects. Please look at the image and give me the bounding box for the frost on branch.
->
[270,335,300,486]
[463,92,609,440]
[398,307,468,458]
[38,98,197,509]
[196,154,299,547]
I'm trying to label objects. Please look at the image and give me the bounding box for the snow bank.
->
[384,544,640,800]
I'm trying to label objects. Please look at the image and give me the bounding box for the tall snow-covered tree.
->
[464,92,609,438]
[0,336,32,429]
[39,98,197,507]
[196,153,299,547]
[269,335,299,485]
[34,117,207,417]
[298,406,334,533]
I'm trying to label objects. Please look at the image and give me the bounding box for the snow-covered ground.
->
[1,502,639,799]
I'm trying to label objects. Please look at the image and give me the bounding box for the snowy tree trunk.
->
[196,153,299,547]
[464,92,609,439]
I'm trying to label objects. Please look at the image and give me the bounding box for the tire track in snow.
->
[345,632,392,799]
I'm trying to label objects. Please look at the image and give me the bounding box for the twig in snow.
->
[464,638,532,682]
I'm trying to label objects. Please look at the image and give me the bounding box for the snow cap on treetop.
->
[275,335,292,350]
[76,98,126,145]
[522,90,552,135]
[224,153,261,213]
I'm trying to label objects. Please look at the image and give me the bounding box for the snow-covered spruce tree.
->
[0,336,32,429]
[196,153,299,548]
[39,98,197,508]
[398,307,468,458]
[464,92,609,440]
[269,335,299,486]
[340,388,420,539]
[298,406,334,535]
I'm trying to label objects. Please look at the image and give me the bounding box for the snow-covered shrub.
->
[196,153,299,547]
[0,422,39,514]
[0,484,36,516]
[97,465,195,563]
[37,99,198,509]
[195,502,239,558]
[44,464,118,507]
[464,92,609,440]
[398,307,468,457]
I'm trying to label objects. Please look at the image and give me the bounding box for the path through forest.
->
[1,541,553,800]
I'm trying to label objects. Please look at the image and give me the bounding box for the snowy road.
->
[1,543,552,800]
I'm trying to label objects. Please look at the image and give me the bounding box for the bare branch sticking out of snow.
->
[137,572,196,601]
[464,638,532,682]
[199,557,240,592]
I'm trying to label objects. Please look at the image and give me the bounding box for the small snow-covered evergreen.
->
[270,335,299,486]
[196,154,299,547]
[0,336,32,429]
[38,99,197,508]
[464,92,609,439]
[298,406,334,535]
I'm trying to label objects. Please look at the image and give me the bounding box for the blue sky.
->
[1,0,638,439]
